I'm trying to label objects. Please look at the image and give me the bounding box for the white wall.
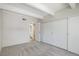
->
[35,23,40,41]
[41,19,67,49]
[2,10,39,47]
[0,9,3,51]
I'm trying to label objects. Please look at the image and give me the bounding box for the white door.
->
[42,19,67,49]
[68,16,79,54]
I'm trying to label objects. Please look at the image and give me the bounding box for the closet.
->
[42,16,79,54]
[42,19,67,49]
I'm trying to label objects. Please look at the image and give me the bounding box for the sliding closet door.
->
[68,16,79,54]
[42,19,67,49]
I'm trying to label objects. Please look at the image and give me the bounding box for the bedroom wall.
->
[35,23,40,41]
[2,9,39,47]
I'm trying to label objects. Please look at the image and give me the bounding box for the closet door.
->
[42,19,67,49]
[68,16,79,54]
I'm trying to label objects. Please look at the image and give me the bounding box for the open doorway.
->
[29,23,36,41]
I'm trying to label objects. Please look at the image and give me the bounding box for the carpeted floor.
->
[0,41,78,56]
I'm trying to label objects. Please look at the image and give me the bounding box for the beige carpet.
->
[0,41,78,56]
